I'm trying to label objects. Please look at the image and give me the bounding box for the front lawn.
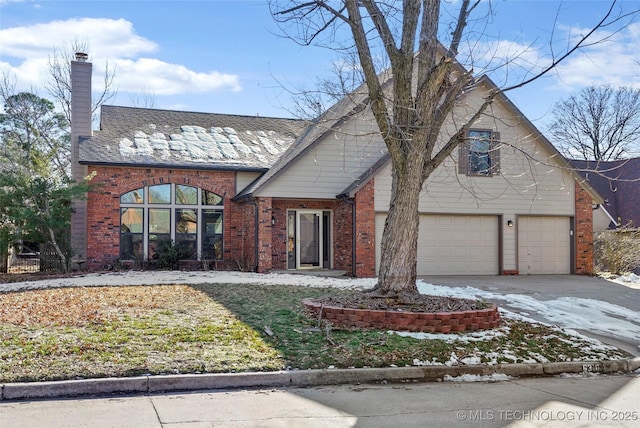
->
[0,283,630,383]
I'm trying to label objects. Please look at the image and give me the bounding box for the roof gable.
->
[236,84,374,198]
[236,56,603,202]
[80,106,308,171]
[337,76,604,202]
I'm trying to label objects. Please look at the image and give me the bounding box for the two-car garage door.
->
[375,214,500,275]
[375,214,571,275]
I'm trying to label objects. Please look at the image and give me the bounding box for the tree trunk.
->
[47,226,68,273]
[373,154,425,298]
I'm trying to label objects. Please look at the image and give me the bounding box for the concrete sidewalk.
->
[2,373,639,428]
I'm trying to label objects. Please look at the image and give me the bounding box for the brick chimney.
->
[70,52,92,266]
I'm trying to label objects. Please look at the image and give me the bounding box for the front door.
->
[287,210,331,269]
[299,212,320,267]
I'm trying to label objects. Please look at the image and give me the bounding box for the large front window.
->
[119,184,223,261]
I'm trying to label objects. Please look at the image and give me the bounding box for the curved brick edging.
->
[302,298,500,333]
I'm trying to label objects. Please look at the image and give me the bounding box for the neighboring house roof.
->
[79,105,308,171]
[570,158,640,228]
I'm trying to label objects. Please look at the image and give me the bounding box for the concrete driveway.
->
[418,275,640,356]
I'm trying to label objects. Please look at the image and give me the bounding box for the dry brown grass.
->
[0,284,286,382]
[0,285,207,327]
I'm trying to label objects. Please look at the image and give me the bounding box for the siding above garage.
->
[373,90,577,217]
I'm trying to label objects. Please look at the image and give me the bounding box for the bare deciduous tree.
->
[46,40,117,126]
[129,90,157,109]
[271,0,638,299]
[547,85,640,161]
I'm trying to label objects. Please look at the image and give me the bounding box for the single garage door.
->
[375,214,499,275]
[518,216,571,274]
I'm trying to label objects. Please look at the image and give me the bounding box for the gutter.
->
[80,160,269,174]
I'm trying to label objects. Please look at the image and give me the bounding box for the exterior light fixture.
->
[507,220,514,227]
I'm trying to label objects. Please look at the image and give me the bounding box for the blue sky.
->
[1,0,639,131]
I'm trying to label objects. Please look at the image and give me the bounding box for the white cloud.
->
[0,0,28,6]
[458,38,548,87]
[553,22,640,90]
[0,17,242,97]
[458,20,640,94]
[114,58,241,95]
[0,17,157,59]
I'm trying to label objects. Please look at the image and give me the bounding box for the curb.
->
[2,357,639,401]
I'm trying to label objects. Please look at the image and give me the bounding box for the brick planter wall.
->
[302,299,500,333]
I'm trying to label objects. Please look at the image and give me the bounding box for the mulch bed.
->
[310,292,488,313]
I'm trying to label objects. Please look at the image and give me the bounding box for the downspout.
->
[250,197,259,272]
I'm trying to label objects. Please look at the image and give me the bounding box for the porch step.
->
[273,269,348,277]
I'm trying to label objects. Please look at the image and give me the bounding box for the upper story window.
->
[119,184,224,262]
[458,129,501,176]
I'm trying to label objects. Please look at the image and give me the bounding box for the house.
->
[569,158,640,232]
[70,53,602,277]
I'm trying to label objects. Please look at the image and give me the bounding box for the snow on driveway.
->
[417,280,640,350]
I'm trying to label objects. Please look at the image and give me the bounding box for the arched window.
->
[119,184,223,261]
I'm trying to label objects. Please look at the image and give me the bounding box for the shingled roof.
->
[79,105,309,171]
[570,158,640,229]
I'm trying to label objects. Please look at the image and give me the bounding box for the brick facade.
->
[85,165,250,269]
[353,180,376,277]
[84,166,593,277]
[334,199,354,274]
[255,197,273,273]
[574,181,595,275]
[259,181,377,277]
[85,165,378,276]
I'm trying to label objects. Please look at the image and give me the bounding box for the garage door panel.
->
[418,215,499,275]
[518,216,570,274]
[375,214,499,275]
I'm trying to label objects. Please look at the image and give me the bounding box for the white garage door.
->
[518,216,571,274]
[375,214,499,275]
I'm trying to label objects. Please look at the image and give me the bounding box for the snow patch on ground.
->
[443,373,512,382]
[611,273,640,289]
[391,329,506,343]
[0,270,376,293]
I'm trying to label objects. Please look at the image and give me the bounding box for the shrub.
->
[594,225,640,274]
[151,240,194,270]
